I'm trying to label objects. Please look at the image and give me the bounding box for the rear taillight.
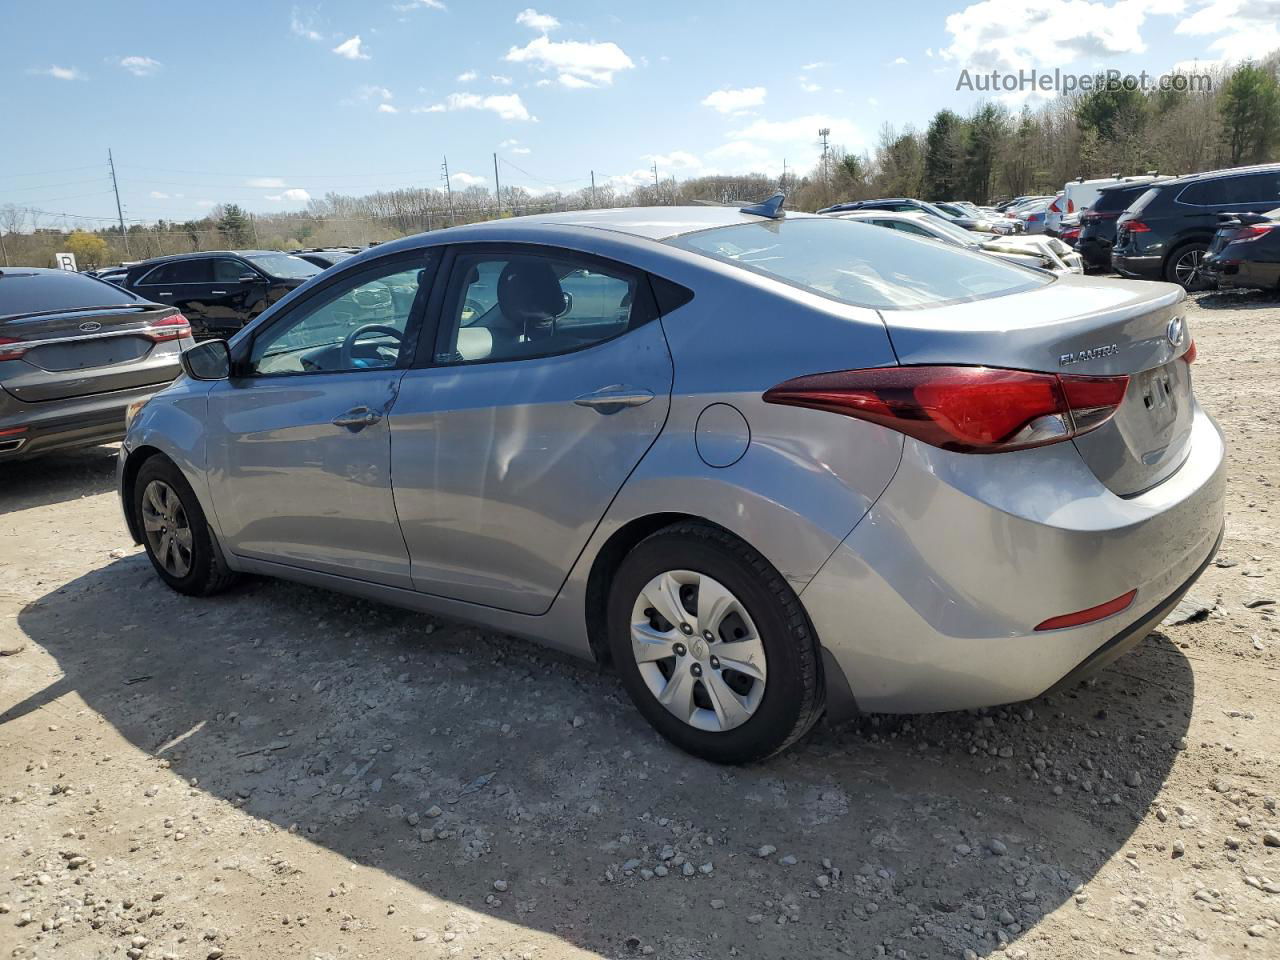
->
[1232,223,1277,242]
[143,312,192,343]
[1182,340,1197,364]
[0,425,28,438]
[1067,199,1075,213]
[1123,219,1151,233]
[0,337,27,361]
[1049,199,1061,213]
[763,366,1130,454]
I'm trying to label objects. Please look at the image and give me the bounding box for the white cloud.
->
[354,84,393,101]
[490,74,513,84]
[801,60,826,70]
[498,138,521,147]
[645,150,702,171]
[377,103,399,113]
[867,96,880,107]
[332,35,370,60]
[418,92,534,121]
[942,0,1184,72]
[115,55,161,76]
[265,188,312,204]
[290,7,322,40]
[515,7,560,31]
[505,35,635,88]
[451,172,487,187]
[511,146,532,154]
[32,65,83,80]
[701,86,767,114]
[721,114,867,172]
[247,177,287,188]
[800,79,822,93]
[892,56,909,65]
[149,191,171,200]
[394,0,446,8]
[1176,0,1280,61]
[499,138,533,154]
[456,69,477,82]
[195,200,216,208]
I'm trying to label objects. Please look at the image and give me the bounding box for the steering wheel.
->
[340,324,403,368]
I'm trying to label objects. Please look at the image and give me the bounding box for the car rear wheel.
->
[134,456,238,596]
[1165,242,1211,291]
[607,522,823,763]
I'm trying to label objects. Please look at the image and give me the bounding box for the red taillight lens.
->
[0,425,28,438]
[1067,199,1075,213]
[1232,223,1277,242]
[1035,589,1137,631]
[1049,199,1061,213]
[1182,340,1197,364]
[144,312,192,343]
[763,366,1130,453]
[0,337,27,361]
[1123,219,1151,233]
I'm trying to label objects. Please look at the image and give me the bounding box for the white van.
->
[1061,175,1166,219]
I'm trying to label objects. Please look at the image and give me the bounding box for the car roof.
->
[424,205,823,242]
[1160,163,1280,188]
[833,210,937,224]
[128,250,284,267]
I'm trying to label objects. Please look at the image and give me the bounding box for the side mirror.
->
[239,273,266,284]
[180,339,231,381]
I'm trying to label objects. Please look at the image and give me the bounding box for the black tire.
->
[607,522,824,764]
[1164,241,1211,290]
[133,455,239,597]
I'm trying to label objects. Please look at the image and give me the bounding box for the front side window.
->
[213,259,254,283]
[667,218,1050,310]
[247,260,428,375]
[435,250,641,364]
[245,253,320,280]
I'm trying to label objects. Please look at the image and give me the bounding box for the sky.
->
[4,0,1278,227]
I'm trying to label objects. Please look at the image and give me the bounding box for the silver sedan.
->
[118,201,1224,763]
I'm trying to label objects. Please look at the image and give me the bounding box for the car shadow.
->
[1190,287,1280,311]
[0,445,119,512]
[7,557,1194,959]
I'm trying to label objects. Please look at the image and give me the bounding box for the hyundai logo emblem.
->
[1166,316,1185,348]
[79,320,102,333]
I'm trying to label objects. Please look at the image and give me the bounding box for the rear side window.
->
[1,270,139,321]
[1093,187,1146,214]
[667,218,1050,310]
[140,259,211,285]
[1178,178,1235,206]
[1127,187,1160,215]
[1222,171,1280,204]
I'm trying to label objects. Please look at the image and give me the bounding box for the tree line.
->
[2,55,1277,270]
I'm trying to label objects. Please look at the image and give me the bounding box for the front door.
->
[390,244,673,614]
[205,254,434,587]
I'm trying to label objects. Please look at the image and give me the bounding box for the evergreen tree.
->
[1219,62,1280,165]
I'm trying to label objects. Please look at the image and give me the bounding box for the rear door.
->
[132,258,214,333]
[390,244,674,614]
[208,257,260,334]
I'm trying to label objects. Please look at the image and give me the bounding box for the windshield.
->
[1127,187,1160,216]
[666,218,1050,310]
[247,253,321,279]
[1093,186,1147,213]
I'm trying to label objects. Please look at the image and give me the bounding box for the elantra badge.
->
[1059,343,1118,366]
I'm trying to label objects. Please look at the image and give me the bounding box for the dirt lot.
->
[2,286,1278,960]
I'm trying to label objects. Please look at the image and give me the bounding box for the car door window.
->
[435,250,643,365]
[140,259,211,285]
[893,221,936,239]
[213,259,252,283]
[247,261,428,375]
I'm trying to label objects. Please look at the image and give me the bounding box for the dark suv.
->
[1112,164,1280,289]
[1,267,191,460]
[121,250,320,337]
[1075,178,1167,268]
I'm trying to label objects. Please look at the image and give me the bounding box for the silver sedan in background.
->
[118,202,1224,763]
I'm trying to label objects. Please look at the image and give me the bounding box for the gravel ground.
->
[1,286,1278,960]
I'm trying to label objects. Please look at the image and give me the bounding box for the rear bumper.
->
[1202,257,1280,291]
[802,406,1226,714]
[0,381,171,461]
[1076,237,1112,268]
[1112,253,1163,281]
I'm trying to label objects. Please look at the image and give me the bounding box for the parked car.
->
[291,248,361,269]
[930,201,1018,235]
[820,198,1020,234]
[119,203,1223,763]
[830,210,1083,273]
[1016,198,1053,234]
[1202,208,1280,291]
[120,250,321,337]
[1074,178,1168,269]
[1045,193,1066,235]
[1113,164,1280,289]
[88,265,132,285]
[0,267,192,461]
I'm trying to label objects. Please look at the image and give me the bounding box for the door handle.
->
[331,406,382,429]
[157,292,173,297]
[211,289,227,295]
[573,385,655,411]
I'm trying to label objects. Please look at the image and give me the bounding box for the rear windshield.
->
[246,253,321,279]
[1127,187,1160,215]
[1,270,139,321]
[1093,186,1148,214]
[666,218,1050,310]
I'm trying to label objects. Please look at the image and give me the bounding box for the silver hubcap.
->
[630,570,767,732]
[1175,249,1205,288]
[141,480,193,578]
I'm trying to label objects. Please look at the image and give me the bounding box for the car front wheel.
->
[134,456,238,597]
[1166,242,1212,290]
[607,522,824,763]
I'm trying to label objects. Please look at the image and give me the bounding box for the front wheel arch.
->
[121,445,167,544]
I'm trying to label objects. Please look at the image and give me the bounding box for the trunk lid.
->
[1,304,184,402]
[879,275,1194,496]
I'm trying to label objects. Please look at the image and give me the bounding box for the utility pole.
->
[108,148,131,257]
[0,229,8,268]
[441,156,456,225]
[249,212,260,246]
[782,157,787,192]
[590,170,596,208]
[818,127,832,206]
[651,160,660,204]
[493,153,502,218]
